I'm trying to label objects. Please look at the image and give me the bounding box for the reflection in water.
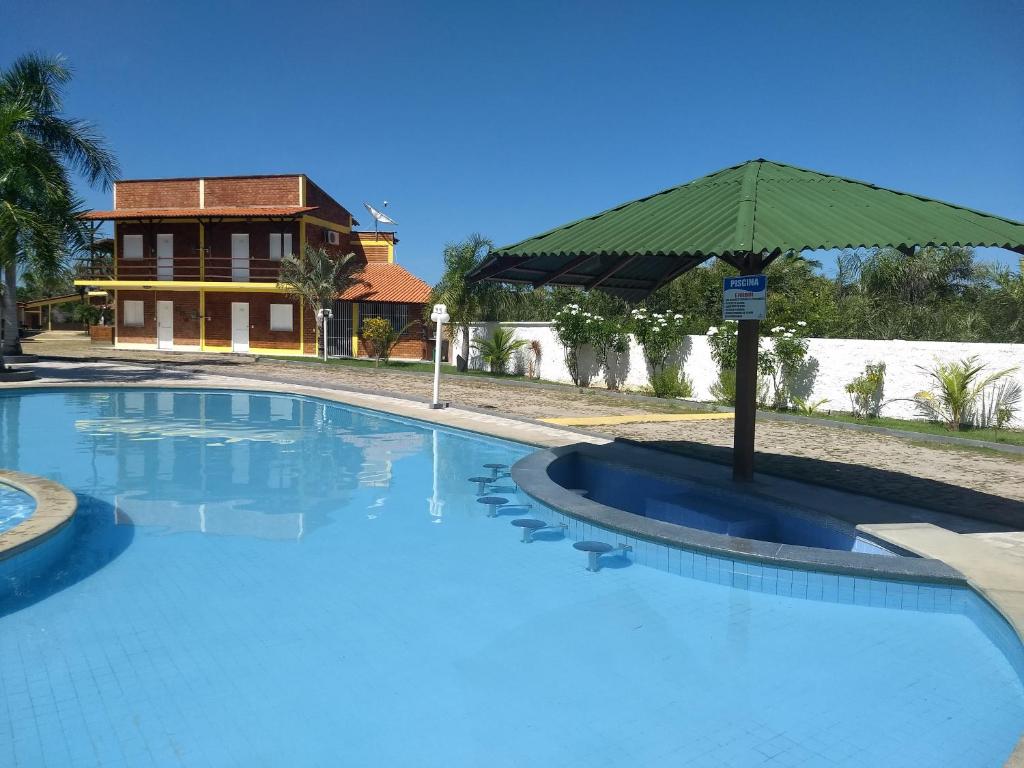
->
[66,390,432,540]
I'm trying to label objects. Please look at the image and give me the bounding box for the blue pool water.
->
[548,453,896,553]
[0,389,1021,768]
[0,482,34,534]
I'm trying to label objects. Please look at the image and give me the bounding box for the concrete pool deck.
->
[4,357,1024,764]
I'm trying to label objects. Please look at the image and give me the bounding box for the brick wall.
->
[305,222,352,258]
[116,290,200,346]
[358,311,427,360]
[204,176,301,207]
[305,179,353,227]
[204,293,304,351]
[204,221,298,281]
[350,232,394,263]
[116,180,199,209]
[116,222,201,280]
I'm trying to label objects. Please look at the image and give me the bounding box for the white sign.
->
[723,275,767,320]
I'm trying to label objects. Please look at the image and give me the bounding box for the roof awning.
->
[79,206,318,221]
[470,159,1024,301]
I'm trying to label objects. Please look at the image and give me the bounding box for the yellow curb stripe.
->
[540,412,734,426]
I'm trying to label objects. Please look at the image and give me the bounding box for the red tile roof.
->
[79,206,317,220]
[341,263,431,304]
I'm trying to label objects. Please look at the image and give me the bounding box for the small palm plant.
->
[472,327,527,375]
[914,355,1018,430]
[278,245,364,356]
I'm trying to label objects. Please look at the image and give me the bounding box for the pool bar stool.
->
[573,540,633,572]
[468,476,494,495]
[511,518,568,543]
[483,463,509,479]
[477,496,509,517]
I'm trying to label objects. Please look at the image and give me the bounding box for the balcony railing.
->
[76,255,284,283]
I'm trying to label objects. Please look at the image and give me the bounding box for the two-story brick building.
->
[75,174,431,358]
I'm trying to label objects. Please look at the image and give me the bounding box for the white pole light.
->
[429,303,450,409]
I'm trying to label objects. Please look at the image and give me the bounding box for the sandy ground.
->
[21,332,1024,524]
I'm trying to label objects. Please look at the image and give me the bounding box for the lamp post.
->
[318,307,333,362]
[429,303,450,409]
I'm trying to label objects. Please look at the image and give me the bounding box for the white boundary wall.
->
[455,322,1024,422]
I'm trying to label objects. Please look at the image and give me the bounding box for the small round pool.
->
[0,481,34,534]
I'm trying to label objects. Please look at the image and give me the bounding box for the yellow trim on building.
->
[351,302,359,356]
[73,279,293,293]
[193,344,308,357]
[302,214,351,234]
[249,346,307,357]
[354,235,395,263]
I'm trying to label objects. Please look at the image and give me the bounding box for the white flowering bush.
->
[629,307,688,373]
[762,322,810,409]
[707,320,809,407]
[629,308,693,398]
[552,303,594,387]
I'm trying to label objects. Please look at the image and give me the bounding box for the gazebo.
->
[468,159,1024,480]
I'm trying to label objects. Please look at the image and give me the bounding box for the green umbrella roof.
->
[471,159,1024,300]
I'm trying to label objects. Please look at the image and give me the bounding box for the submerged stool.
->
[468,476,494,495]
[573,540,632,572]
[483,463,508,479]
[477,496,509,517]
[511,518,567,543]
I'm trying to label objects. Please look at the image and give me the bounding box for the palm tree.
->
[0,53,119,356]
[472,326,528,375]
[278,244,365,356]
[428,233,521,371]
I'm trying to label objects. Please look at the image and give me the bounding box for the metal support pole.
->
[732,252,763,482]
[322,313,328,362]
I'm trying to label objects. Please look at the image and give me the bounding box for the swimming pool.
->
[0,481,34,534]
[0,388,1021,767]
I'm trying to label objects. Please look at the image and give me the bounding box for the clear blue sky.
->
[4,0,1022,282]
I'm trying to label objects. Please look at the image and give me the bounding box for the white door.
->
[157,234,173,280]
[231,234,249,281]
[231,302,249,352]
[156,300,173,350]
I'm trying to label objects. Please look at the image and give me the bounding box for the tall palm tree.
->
[278,244,366,356]
[428,233,520,371]
[0,53,118,355]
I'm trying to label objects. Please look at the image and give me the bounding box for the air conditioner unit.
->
[324,230,340,245]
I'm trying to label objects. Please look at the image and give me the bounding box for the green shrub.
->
[710,368,737,405]
[648,365,694,399]
[845,362,886,418]
[362,317,400,367]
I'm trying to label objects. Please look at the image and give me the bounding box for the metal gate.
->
[325,300,354,357]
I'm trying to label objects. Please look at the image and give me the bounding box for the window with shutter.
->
[269,304,293,331]
[123,300,144,327]
[123,235,143,260]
